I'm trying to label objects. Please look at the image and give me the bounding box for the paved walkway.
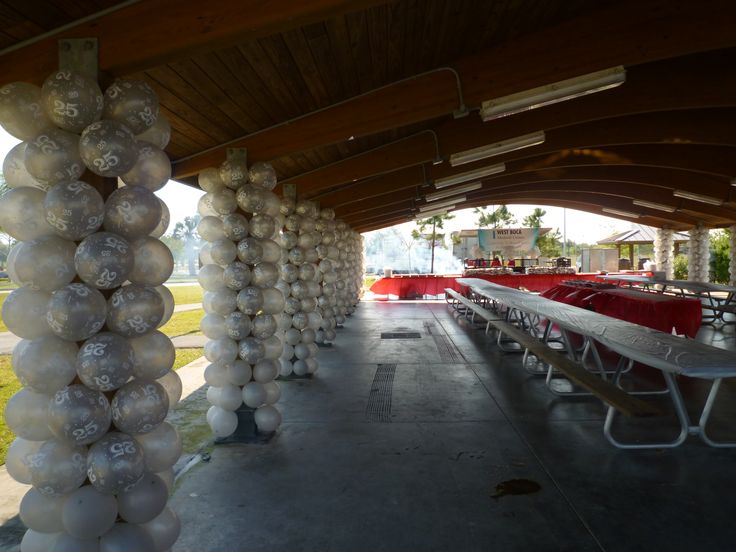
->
[173,302,202,313]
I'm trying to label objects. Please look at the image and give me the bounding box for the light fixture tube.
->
[632,199,677,213]
[434,162,506,189]
[672,190,723,206]
[449,131,546,167]
[602,207,640,219]
[425,182,482,201]
[415,207,452,220]
[480,66,626,121]
[419,196,466,212]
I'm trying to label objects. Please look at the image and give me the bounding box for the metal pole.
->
[562,208,567,257]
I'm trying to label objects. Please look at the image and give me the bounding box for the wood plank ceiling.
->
[1,0,736,232]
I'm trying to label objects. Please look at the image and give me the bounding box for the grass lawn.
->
[165,284,203,306]
[0,293,8,332]
[174,348,203,370]
[0,355,21,465]
[159,308,204,338]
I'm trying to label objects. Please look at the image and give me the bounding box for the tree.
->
[412,214,454,273]
[709,229,730,284]
[522,207,546,228]
[537,229,563,257]
[172,215,201,275]
[474,205,516,228]
[389,227,417,272]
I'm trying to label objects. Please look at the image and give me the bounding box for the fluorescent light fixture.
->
[434,162,506,189]
[672,190,723,206]
[425,182,482,202]
[480,66,626,121]
[602,207,640,219]
[419,196,466,212]
[450,131,546,167]
[632,199,677,213]
[415,207,452,220]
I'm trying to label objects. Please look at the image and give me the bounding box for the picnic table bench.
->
[454,277,736,448]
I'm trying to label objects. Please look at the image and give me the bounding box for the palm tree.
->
[412,213,454,274]
[474,205,516,228]
[522,207,546,228]
[173,215,201,275]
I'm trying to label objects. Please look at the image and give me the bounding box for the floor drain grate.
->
[366,364,396,422]
[424,321,465,362]
[380,332,421,339]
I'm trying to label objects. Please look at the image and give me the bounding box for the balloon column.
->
[688,224,710,282]
[198,159,283,437]
[277,199,323,377]
[313,208,339,346]
[0,71,181,550]
[653,228,675,280]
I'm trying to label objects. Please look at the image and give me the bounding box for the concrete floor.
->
[170,301,736,552]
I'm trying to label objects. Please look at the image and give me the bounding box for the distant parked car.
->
[0,271,8,278]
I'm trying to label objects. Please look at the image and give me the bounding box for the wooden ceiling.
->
[2,0,736,232]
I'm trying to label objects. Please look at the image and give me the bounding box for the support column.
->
[654,227,675,279]
[688,224,710,282]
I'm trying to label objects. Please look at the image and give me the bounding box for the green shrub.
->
[673,254,688,280]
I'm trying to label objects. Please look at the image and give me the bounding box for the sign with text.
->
[477,227,550,252]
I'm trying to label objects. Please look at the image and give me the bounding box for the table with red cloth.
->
[369,273,600,298]
[541,284,702,337]
[369,275,462,298]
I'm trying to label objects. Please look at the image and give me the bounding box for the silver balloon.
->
[61,485,118,539]
[140,506,181,551]
[129,237,174,286]
[242,382,266,408]
[10,236,76,291]
[0,82,52,140]
[236,286,263,315]
[204,288,237,315]
[263,381,281,405]
[19,529,62,551]
[6,438,43,485]
[2,287,52,339]
[133,421,181,472]
[210,238,238,266]
[211,188,237,215]
[44,180,105,240]
[261,287,285,314]
[252,262,279,288]
[222,213,249,240]
[19,487,65,534]
[197,263,225,291]
[199,241,214,265]
[0,187,54,241]
[103,79,159,134]
[255,405,282,432]
[204,361,229,387]
[237,237,263,264]
[197,216,225,242]
[121,142,171,191]
[47,283,107,341]
[223,261,251,290]
[156,369,182,409]
[111,380,169,434]
[104,185,162,239]
[210,383,242,411]
[136,111,171,149]
[280,263,299,284]
[87,432,144,494]
[252,314,277,339]
[262,335,283,360]
[235,184,266,213]
[249,214,275,239]
[149,198,170,238]
[226,360,252,386]
[129,330,175,379]
[24,128,83,185]
[253,359,278,383]
[260,238,282,263]
[12,335,77,394]
[219,158,248,190]
[47,384,111,446]
[4,387,53,441]
[238,337,265,364]
[207,405,238,438]
[197,193,218,217]
[156,468,175,493]
[248,161,277,190]
[204,337,238,363]
[117,472,168,523]
[77,332,135,392]
[280,196,296,216]
[106,284,164,337]
[154,284,175,327]
[3,142,47,190]
[41,70,103,133]
[200,313,227,339]
[29,439,88,497]
[75,232,133,289]
[198,167,225,193]
[225,311,252,339]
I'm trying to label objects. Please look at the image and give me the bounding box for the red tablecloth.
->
[370,273,600,298]
[369,276,462,297]
[541,284,702,337]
